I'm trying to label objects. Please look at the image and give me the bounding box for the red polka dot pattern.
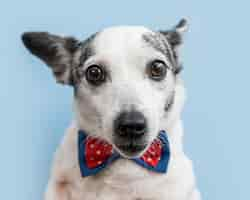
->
[141,139,162,167]
[85,137,113,168]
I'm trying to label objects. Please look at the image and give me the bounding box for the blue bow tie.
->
[78,130,170,177]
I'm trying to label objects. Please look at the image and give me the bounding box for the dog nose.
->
[114,111,147,138]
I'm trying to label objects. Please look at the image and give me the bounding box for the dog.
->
[22,18,201,200]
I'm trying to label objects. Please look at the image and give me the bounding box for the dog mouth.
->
[114,141,148,157]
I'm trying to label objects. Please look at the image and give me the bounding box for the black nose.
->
[114,111,147,138]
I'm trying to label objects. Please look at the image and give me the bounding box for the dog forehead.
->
[93,26,154,53]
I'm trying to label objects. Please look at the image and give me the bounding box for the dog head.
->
[22,19,188,158]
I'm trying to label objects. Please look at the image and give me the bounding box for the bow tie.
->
[78,130,170,177]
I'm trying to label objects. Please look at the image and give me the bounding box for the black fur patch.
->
[142,32,182,74]
[142,33,173,63]
[22,32,97,85]
[22,32,59,62]
[22,32,82,85]
[72,33,97,86]
[159,30,182,47]
[22,32,80,63]
[79,33,97,65]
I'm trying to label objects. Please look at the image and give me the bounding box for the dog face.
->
[22,19,188,158]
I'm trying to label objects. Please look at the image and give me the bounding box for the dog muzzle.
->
[78,130,170,177]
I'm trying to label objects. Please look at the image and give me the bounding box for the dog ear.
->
[159,19,188,74]
[159,18,188,49]
[22,32,81,85]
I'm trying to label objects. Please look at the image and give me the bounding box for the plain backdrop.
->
[0,0,249,199]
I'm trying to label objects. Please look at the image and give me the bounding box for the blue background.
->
[1,0,249,199]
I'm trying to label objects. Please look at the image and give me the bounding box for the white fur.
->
[44,26,201,200]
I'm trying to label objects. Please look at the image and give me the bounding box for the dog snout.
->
[114,111,147,139]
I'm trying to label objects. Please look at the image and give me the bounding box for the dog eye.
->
[85,65,106,85]
[148,60,167,81]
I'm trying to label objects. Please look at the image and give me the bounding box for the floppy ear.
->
[22,32,81,85]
